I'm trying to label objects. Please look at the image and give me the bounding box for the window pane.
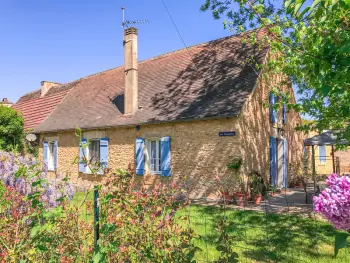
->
[89,140,100,162]
[150,141,156,171]
[49,142,54,169]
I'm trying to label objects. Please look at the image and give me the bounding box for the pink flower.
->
[314,174,350,230]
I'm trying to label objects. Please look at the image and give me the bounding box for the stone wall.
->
[237,71,304,183]
[40,117,242,197]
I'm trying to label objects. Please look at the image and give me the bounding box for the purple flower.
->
[314,173,350,231]
[0,150,75,208]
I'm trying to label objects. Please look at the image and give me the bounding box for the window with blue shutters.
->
[139,136,172,176]
[79,137,109,174]
[269,92,277,123]
[319,145,326,163]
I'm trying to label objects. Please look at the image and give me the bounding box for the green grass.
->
[70,191,94,221]
[70,192,350,262]
[176,205,350,263]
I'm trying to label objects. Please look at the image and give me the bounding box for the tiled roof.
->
[13,84,72,130]
[33,28,268,133]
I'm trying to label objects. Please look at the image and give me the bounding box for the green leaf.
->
[334,232,349,257]
[285,0,292,8]
[93,252,106,263]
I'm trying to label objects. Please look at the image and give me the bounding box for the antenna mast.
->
[121,7,149,42]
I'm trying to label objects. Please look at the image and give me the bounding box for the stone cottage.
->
[14,27,304,197]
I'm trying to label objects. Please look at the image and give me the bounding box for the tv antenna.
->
[121,7,149,34]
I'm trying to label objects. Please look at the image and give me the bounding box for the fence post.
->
[94,185,100,251]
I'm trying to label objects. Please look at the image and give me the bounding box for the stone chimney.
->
[1,98,13,107]
[124,27,138,115]
[41,81,60,97]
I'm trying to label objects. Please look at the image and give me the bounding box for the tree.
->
[0,106,24,152]
[201,0,350,147]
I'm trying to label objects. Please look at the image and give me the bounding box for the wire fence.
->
[69,183,350,263]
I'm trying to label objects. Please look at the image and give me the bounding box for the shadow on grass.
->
[178,205,345,263]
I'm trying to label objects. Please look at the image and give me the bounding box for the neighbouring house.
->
[0,98,13,107]
[304,131,350,175]
[14,28,304,197]
[12,81,71,130]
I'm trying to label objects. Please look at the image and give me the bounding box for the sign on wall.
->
[219,131,236,137]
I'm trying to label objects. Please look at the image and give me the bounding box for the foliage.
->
[313,173,350,257]
[93,168,199,263]
[227,157,242,170]
[213,219,238,263]
[0,150,74,206]
[0,106,24,152]
[200,0,350,147]
[0,151,91,262]
[249,171,266,195]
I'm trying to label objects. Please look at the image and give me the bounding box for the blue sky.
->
[0,0,232,103]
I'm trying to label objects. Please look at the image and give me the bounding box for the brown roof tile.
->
[33,29,268,132]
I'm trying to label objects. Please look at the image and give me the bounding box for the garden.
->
[1,150,350,262]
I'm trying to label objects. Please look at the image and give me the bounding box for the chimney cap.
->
[124,27,138,36]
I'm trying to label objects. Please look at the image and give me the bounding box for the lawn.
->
[70,192,350,262]
[176,205,350,263]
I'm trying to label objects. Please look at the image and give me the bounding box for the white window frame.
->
[146,138,162,175]
[85,139,100,174]
[48,141,55,171]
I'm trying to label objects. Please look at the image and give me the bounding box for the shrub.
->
[94,169,198,263]
[0,106,24,152]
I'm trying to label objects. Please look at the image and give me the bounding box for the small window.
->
[147,139,161,174]
[48,141,55,171]
[88,140,100,162]
[319,145,326,163]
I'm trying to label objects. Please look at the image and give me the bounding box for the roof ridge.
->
[17,27,266,104]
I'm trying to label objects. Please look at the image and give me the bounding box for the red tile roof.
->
[13,84,72,130]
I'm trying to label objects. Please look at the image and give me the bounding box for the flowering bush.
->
[0,151,92,262]
[313,173,350,231]
[95,168,199,262]
[0,150,74,207]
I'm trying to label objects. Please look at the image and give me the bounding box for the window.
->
[79,137,109,174]
[87,140,100,163]
[147,139,161,174]
[48,141,55,171]
[319,145,326,163]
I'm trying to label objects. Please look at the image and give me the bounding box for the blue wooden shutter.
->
[161,136,171,177]
[283,103,287,125]
[43,141,48,169]
[269,92,277,123]
[319,145,326,163]
[270,136,277,186]
[79,138,87,173]
[99,137,109,174]
[283,139,288,188]
[135,138,145,175]
[53,141,58,171]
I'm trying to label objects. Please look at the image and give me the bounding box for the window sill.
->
[148,172,162,176]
